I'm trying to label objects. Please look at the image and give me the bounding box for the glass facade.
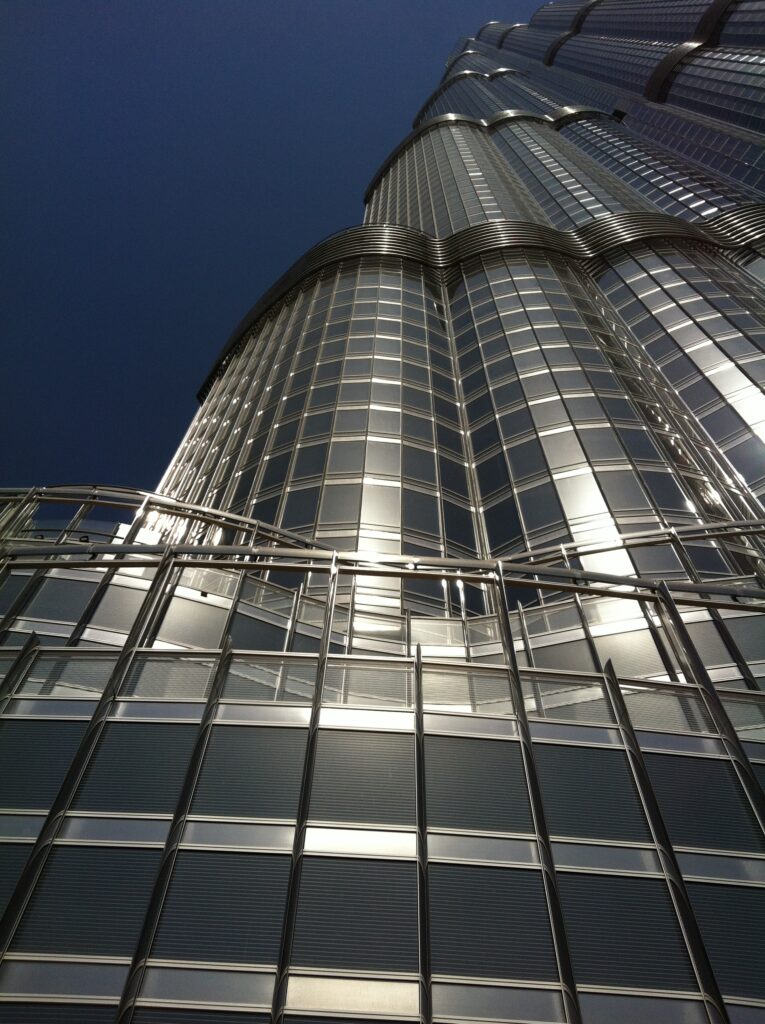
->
[2,1,765,1022]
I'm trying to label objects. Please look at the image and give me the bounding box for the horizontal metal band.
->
[442,47,480,78]
[542,0,608,65]
[415,65,543,127]
[643,0,738,101]
[198,204,765,399]
[365,105,613,203]
[413,69,488,127]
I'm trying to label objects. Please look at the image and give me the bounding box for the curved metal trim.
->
[542,0,607,65]
[497,23,525,47]
[442,47,479,78]
[198,204,765,399]
[644,40,702,101]
[413,69,487,127]
[644,0,738,101]
[475,20,501,40]
[365,106,613,203]
[417,65,543,127]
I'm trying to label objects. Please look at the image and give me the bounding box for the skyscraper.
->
[0,0,764,1021]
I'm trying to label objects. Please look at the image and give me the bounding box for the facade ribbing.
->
[1,1,765,1022]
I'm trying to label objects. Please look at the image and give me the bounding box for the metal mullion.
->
[0,632,40,716]
[601,659,730,1024]
[562,550,605,674]
[670,537,760,691]
[284,583,303,650]
[66,558,129,646]
[638,594,681,681]
[414,642,431,1024]
[0,547,178,959]
[116,637,232,1023]
[656,581,765,837]
[494,562,583,1024]
[516,600,536,669]
[0,489,39,538]
[272,552,338,1021]
[0,567,52,642]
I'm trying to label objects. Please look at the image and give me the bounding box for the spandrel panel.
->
[291,856,419,972]
[151,850,290,964]
[11,846,162,956]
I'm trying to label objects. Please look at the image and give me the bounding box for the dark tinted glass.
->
[429,865,557,980]
[645,753,765,853]
[73,723,198,813]
[192,726,307,819]
[0,720,87,810]
[310,730,416,826]
[12,846,161,955]
[558,873,696,990]
[425,736,533,833]
[0,843,30,918]
[292,857,418,971]
[152,851,290,964]
[535,744,650,841]
[687,882,765,1000]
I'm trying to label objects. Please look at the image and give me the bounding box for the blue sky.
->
[2,0,538,490]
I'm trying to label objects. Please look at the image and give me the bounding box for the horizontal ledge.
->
[364,106,611,203]
[199,204,765,399]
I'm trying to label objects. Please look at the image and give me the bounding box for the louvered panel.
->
[429,864,557,981]
[322,660,414,709]
[594,628,665,679]
[644,753,765,853]
[558,873,697,991]
[0,843,30,918]
[0,1008,117,1024]
[192,726,307,819]
[120,657,215,699]
[0,720,88,810]
[21,654,117,696]
[152,851,290,964]
[12,846,162,956]
[286,1019,404,1024]
[73,723,198,814]
[286,1019,405,1024]
[134,1013,268,1024]
[687,882,765,1001]
[723,616,765,662]
[309,730,416,826]
[291,857,418,971]
[534,743,651,841]
[223,656,316,703]
[425,735,533,833]
[622,687,715,734]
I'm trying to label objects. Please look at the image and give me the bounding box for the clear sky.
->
[2,0,538,491]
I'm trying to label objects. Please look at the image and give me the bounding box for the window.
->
[0,720,87,810]
[425,736,532,833]
[192,727,307,819]
[534,744,650,842]
[12,846,162,956]
[73,723,198,814]
[644,753,765,853]
[152,851,290,964]
[429,864,557,980]
[291,857,418,971]
[310,730,416,826]
[558,873,696,991]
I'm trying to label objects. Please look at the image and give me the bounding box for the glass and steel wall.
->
[0,487,764,1023]
[2,0,765,1021]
